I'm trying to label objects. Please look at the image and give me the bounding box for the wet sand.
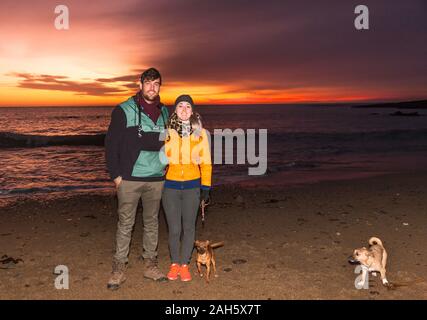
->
[1,171,427,300]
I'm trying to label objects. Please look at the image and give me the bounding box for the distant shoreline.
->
[352,100,427,109]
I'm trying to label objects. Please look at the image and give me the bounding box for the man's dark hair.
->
[140,68,162,85]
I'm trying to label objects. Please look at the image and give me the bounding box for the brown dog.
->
[194,240,224,283]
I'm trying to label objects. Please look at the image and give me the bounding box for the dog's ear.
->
[194,240,200,247]
[206,240,210,245]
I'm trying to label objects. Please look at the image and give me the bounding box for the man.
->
[105,68,169,290]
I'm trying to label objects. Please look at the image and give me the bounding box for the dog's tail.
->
[369,237,383,247]
[210,241,225,249]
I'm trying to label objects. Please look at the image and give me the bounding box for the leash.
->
[200,198,211,229]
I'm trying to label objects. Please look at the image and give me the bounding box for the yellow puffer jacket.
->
[164,128,212,189]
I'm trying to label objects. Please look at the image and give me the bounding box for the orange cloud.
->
[1,72,424,107]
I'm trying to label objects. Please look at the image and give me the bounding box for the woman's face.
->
[175,101,192,121]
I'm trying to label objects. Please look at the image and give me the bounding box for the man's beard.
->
[142,91,158,102]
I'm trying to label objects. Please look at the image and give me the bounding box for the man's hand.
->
[114,176,122,189]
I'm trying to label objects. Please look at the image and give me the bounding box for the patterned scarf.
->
[167,112,203,137]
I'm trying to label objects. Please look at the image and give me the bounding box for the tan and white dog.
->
[348,237,389,287]
[194,240,224,283]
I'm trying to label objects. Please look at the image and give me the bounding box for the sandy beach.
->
[1,171,426,300]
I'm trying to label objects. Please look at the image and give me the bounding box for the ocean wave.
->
[0,184,110,196]
[0,131,105,148]
[1,128,427,149]
[50,115,106,120]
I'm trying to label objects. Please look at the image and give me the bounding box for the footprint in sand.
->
[0,255,24,269]
[232,259,247,265]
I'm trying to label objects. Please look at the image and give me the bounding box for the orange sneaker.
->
[167,263,180,281]
[180,264,192,282]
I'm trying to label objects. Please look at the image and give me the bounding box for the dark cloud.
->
[95,74,140,83]
[107,0,427,95]
[10,72,134,96]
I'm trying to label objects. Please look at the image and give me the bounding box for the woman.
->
[162,94,212,282]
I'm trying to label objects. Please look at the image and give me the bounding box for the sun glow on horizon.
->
[1,80,421,107]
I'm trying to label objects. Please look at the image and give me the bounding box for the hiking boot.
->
[107,261,127,290]
[179,264,192,282]
[143,258,168,282]
[167,263,181,281]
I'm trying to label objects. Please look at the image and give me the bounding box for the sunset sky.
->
[0,0,426,106]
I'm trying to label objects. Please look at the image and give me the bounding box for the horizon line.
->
[1,98,426,108]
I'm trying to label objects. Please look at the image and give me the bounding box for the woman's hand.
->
[200,189,210,202]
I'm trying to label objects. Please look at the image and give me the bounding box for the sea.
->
[1,104,427,207]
